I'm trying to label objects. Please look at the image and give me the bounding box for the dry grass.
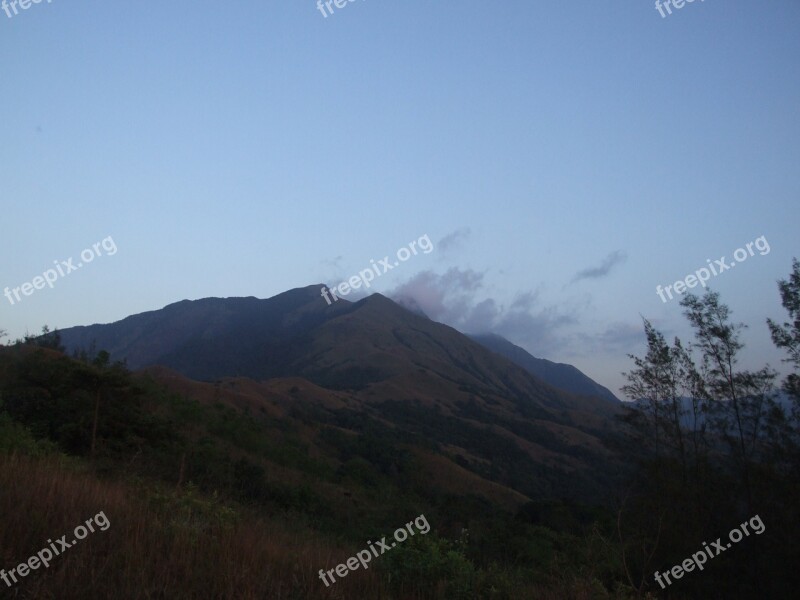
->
[0,455,614,600]
[0,453,390,600]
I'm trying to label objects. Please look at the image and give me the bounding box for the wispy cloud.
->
[572,321,645,355]
[437,227,471,255]
[570,250,627,284]
[388,268,577,355]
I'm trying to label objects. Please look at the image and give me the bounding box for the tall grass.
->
[0,453,388,599]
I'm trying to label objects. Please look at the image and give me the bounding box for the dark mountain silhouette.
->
[57,285,622,502]
[469,333,619,404]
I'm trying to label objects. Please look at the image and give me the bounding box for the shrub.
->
[382,533,477,598]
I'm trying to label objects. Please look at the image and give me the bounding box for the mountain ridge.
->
[468,333,619,404]
[56,285,622,502]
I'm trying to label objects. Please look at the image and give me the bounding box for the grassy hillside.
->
[55,289,625,507]
[0,343,633,599]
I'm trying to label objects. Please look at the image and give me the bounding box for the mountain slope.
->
[58,286,623,502]
[469,333,619,404]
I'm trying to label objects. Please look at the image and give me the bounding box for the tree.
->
[71,354,129,459]
[622,319,708,483]
[766,259,800,478]
[768,258,800,404]
[37,326,65,352]
[620,286,798,597]
[12,326,65,352]
[680,291,778,513]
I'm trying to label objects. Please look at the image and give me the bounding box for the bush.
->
[382,533,478,598]
[0,397,58,456]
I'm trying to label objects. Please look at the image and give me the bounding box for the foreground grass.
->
[0,452,388,600]
[0,452,622,600]
[0,345,639,599]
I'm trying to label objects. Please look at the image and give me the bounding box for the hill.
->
[469,333,619,404]
[57,286,622,503]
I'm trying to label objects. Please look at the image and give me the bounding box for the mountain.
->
[469,333,619,404]
[57,285,622,503]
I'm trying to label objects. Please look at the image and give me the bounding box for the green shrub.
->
[382,533,478,598]
[0,397,58,456]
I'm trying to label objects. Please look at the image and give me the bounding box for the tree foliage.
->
[618,258,800,598]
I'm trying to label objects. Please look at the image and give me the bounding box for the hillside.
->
[57,286,622,503]
[469,333,619,404]
[0,341,624,599]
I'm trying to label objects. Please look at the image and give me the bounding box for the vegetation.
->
[0,339,628,598]
[0,259,797,598]
[616,258,800,598]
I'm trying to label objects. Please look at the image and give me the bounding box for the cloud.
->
[388,268,577,355]
[570,250,627,284]
[437,227,471,254]
[572,321,645,355]
[318,255,346,289]
[321,255,344,270]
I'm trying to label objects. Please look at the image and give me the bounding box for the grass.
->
[0,452,389,600]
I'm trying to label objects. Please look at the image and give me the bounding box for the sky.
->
[1,0,798,398]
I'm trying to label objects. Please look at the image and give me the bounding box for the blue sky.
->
[1,0,798,397]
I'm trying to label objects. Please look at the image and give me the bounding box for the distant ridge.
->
[469,333,619,404]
